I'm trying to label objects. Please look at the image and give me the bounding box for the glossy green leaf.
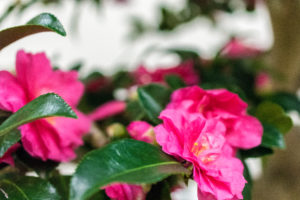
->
[137,84,170,124]
[0,177,60,200]
[0,93,76,137]
[0,129,20,157]
[69,139,188,200]
[0,13,66,50]
[261,123,285,148]
[256,101,293,134]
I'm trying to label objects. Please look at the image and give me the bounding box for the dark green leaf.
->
[0,13,66,50]
[239,146,273,158]
[0,93,77,137]
[69,139,188,200]
[0,176,60,200]
[261,123,285,148]
[241,159,252,200]
[165,75,186,90]
[269,92,300,113]
[255,101,292,134]
[137,84,170,124]
[125,100,146,120]
[0,130,20,157]
[49,172,71,200]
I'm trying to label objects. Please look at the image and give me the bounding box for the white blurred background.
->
[0,0,272,76]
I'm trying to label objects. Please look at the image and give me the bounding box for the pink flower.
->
[255,72,272,94]
[104,183,145,200]
[133,61,199,85]
[88,101,126,121]
[154,109,246,200]
[0,50,91,162]
[0,143,20,166]
[167,86,263,149]
[127,121,155,144]
[221,38,262,58]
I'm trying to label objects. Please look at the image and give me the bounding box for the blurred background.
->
[0,0,300,199]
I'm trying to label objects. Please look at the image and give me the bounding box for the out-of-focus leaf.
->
[0,13,66,50]
[137,84,170,124]
[0,176,61,200]
[69,139,188,200]
[240,146,273,158]
[49,172,71,200]
[256,101,293,134]
[261,123,285,148]
[165,75,186,90]
[0,93,77,137]
[269,92,300,113]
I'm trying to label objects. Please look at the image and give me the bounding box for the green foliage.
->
[0,93,76,137]
[69,139,188,200]
[0,13,66,50]
[137,84,171,124]
[0,176,60,200]
[165,75,186,90]
[261,123,285,148]
[0,130,20,157]
[256,101,293,134]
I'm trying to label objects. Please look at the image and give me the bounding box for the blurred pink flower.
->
[104,183,145,200]
[0,143,20,166]
[221,38,262,58]
[0,50,91,162]
[127,121,155,144]
[88,100,126,121]
[255,72,272,94]
[133,61,199,85]
[154,109,246,200]
[167,86,263,149]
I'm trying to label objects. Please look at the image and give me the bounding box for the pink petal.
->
[127,121,155,144]
[88,101,126,121]
[0,143,20,166]
[104,183,145,200]
[0,71,26,112]
[226,115,263,149]
[16,50,52,100]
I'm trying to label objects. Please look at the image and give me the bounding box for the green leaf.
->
[0,176,61,200]
[269,92,300,113]
[137,84,170,124]
[255,101,293,134]
[241,159,252,200]
[165,75,186,90]
[49,172,71,200]
[261,123,285,148]
[0,130,20,157]
[0,93,77,137]
[69,139,188,200]
[0,13,66,51]
[239,146,273,158]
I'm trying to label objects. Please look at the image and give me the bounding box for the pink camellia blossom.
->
[127,121,155,144]
[104,183,146,200]
[221,38,262,58]
[167,86,263,149]
[154,109,246,200]
[88,100,126,121]
[133,61,199,85]
[0,143,20,166]
[0,50,91,162]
